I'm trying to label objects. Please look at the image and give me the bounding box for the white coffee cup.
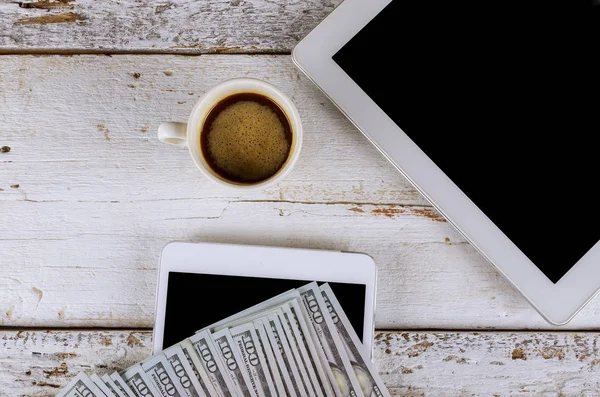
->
[158,78,302,190]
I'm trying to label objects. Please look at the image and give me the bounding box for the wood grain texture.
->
[377,331,600,396]
[0,0,341,53]
[0,330,151,396]
[2,330,599,396]
[1,55,600,330]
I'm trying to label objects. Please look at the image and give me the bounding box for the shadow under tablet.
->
[161,272,366,350]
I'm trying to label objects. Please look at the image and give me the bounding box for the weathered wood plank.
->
[0,0,341,53]
[377,331,600,396]
[0,55,421,205]
[0,330,151,396]
[2,330,599,396]
[1,55,600,330]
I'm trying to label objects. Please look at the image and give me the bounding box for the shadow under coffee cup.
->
[158,78,302,190]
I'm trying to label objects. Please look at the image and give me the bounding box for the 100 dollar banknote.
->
[320,284,391,397]
[57,373,106,397]
[298,282,365,397]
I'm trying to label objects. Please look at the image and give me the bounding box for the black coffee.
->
[200,93,292,184]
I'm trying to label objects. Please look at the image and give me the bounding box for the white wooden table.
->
[1,1,599,395]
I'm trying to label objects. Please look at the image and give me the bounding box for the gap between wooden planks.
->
[1,330,599,396]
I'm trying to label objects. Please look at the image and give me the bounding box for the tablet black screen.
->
[333,0,600,283]
[162,272,366,350]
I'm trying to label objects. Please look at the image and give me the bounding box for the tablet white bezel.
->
[292,0,600,325]
[153,241,377,355]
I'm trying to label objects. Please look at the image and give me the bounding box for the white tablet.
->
[293,0,600,325]
[153,241,377,355]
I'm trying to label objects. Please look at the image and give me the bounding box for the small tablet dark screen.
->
[162,272,366,350]
[333,0,600,283]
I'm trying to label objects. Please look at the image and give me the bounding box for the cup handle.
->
[158,122,188,147]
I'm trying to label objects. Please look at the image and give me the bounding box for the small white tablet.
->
[153,241,377,355]
[293,0,600,325]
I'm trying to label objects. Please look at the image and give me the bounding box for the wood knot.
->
[127,332,144,347]
[407,341,433,357]
[511,348,526,360]
[15,12,86,25]
[43,362,68,377]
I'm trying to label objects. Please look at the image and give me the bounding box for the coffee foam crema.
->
[200,93,292,184]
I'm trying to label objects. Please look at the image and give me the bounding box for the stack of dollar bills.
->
[56,282,390,397]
